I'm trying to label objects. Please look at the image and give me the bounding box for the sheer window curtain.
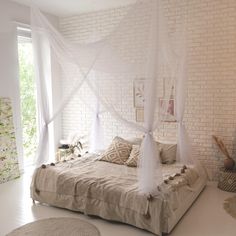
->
[32,26,54,166]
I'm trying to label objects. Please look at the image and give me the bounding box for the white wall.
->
[0,0,59,170]
[59,0,236,180]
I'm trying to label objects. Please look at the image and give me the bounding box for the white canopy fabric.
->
[31,0,192,194]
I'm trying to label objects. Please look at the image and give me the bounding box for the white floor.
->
[0,170,235,236]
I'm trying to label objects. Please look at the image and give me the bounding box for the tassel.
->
[144,194,153,219]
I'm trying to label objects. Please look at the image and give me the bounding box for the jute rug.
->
[223,196,236,219]
[6,217,101,236]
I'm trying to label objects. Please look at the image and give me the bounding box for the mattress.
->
[31,153,206,235]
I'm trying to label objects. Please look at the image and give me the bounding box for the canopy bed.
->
[30,0,207,235]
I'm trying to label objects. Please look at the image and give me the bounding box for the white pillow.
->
[125,137,143,145]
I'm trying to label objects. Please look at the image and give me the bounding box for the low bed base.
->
[31,157,207,235]
[163,176,206,233]
[32,177,207,235]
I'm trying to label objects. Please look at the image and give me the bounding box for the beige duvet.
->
[31,154,200,235]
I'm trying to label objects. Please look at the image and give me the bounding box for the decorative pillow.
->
[125,144,162,167]
[99,136,132,164]
[125,145,140,167]
[157,142,177,164]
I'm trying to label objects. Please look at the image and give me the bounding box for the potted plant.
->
[212,135,235,170]
[69,140,83,157]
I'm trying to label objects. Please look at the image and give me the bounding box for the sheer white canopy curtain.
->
[31,0,189,194]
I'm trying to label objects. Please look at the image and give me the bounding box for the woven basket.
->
[218,167,236,193]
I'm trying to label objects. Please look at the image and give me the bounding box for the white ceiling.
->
[11,0,137,17]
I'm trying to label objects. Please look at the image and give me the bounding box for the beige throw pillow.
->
[157,142,177,164]
[125,145,140,167]
[100,136,132,165]
[125,144,162,167]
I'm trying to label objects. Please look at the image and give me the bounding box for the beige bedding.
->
[31,154,202,235]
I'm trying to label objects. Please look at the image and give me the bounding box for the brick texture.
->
[59,0,236,180]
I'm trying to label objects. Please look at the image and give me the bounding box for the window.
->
[17,26,37,166]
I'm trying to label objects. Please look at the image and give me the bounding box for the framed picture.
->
[159,98,176,122]
[136,108,144,122]
[133,79,145,108]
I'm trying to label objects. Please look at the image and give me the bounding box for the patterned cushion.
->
[125,145,140,167]
[125,144,162,167]
[100,136,132,164]
[156,142,177,164]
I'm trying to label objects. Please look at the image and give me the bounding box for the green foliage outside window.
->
[18,42,37,163]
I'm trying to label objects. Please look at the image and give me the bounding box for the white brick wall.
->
[59,0,236,180]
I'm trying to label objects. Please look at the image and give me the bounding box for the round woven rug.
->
[224,195,236,219]
[6,217,101,236]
